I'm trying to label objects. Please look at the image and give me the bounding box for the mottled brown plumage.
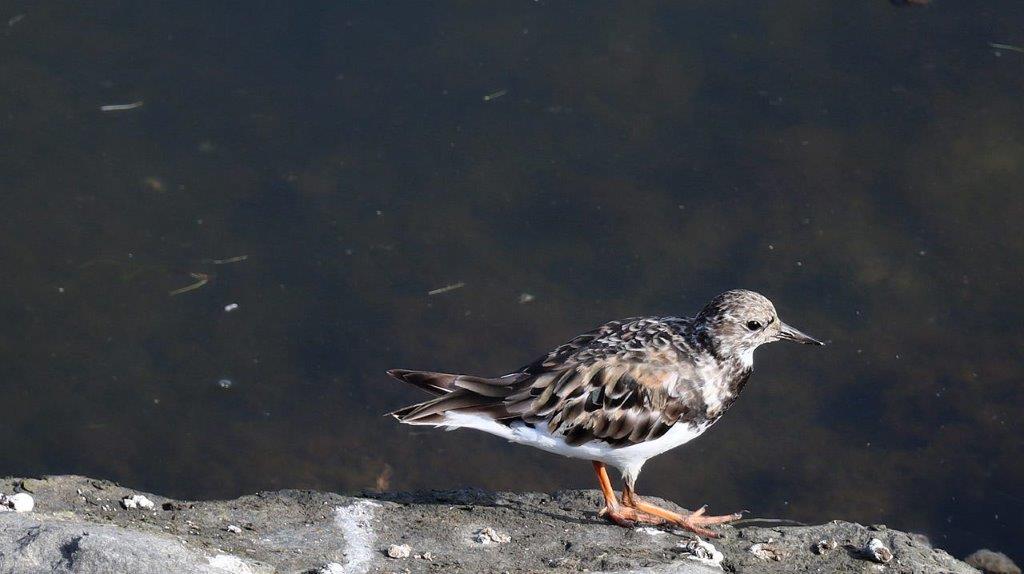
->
[390,319,716,446]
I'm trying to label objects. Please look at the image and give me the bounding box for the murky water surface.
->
[2,1,1022,560]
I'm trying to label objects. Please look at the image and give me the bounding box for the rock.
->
[386,543,412,558]
[0,513,264,574]
[121,494,154,510]
[226,524,242,534]
[0,475,985,574]
[965,549,1022,574]
[864,537,894,563]
[19,478,47,493]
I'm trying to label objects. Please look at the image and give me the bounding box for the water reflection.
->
[1,0,1021,561]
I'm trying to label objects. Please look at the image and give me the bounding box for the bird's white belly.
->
[439,412,709,473]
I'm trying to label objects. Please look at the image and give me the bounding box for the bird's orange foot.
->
[624,496,742,538]
[671,505,743,538]
[599,505,668,527]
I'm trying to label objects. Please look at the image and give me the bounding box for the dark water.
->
[2,0,1022,561]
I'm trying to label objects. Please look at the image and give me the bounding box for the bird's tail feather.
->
[385,369,523,424]
[386,369,459,396]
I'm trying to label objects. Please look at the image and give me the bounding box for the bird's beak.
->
[777,322,824,345]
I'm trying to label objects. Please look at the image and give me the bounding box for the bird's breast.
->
[693,361,751,419]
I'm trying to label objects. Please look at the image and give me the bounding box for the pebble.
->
[864,538,894,563]
[318,563,345,574]
[0,493,34,513]
[473,527,511,544]
[226,525,242,534]
[813,538,838,555]
[19,478,47,493]
[387,544,412,559]
[964,549,1021,574]
[121,494,155,510]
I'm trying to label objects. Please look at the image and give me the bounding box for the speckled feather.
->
[385,290,799,450]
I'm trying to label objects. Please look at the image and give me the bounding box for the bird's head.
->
[696,289,823,365]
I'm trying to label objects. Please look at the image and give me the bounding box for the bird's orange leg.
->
[620,483,741,538]
[592,462,665,526]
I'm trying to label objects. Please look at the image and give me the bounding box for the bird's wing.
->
[497,317,707,446]
[390,317,709,446]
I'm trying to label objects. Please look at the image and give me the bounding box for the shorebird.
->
[387,290,822,536]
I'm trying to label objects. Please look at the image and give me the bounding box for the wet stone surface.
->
[0,475,983,573]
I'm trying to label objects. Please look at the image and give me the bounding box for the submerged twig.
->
[100,101,144,112]
[208,255,249,265]
[427,282,465,296]
[483,89,507,102]
[989,42,1024,53]
[169,272,210,296]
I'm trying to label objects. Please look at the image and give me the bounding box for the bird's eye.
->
[746,320,762,331]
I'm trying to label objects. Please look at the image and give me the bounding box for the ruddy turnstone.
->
[388,289,822,536]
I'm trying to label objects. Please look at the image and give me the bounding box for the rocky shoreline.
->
[0,475,1013,573]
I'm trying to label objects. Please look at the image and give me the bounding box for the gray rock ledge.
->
[0,475,979,574]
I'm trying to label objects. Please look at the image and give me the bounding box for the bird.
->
[386,289,823,536]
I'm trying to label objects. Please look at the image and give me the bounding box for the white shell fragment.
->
[10,493,34,512]
[226,524,242,534]
[473,527,511,544]
[121,494,155,510]
[750,542,784,561]
[865,538,894,563]
[678,539,724,568]
[0,493,34,513]
[386,544,412,558]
